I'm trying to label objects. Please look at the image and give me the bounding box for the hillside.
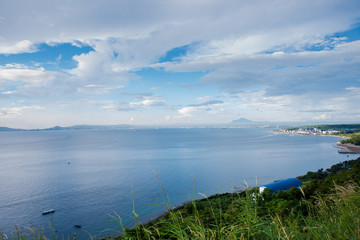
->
[112,157,360,240]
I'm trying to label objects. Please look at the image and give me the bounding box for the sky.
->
[0,0,360,128]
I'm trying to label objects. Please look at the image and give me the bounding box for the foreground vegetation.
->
[2,157,360,240]
[110,157,360,240]
[340,133,360,145]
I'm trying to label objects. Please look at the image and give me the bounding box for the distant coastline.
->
[274,123,360,154]
[274,128,343,136]
[273,129,347,139]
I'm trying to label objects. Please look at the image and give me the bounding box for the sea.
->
[0,127,354,239]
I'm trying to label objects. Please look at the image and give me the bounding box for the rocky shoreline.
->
[335,143,360,154]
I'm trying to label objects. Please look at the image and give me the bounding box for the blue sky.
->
[0,0,360,128]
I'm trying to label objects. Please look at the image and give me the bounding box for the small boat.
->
[42,209,55,215]
[73,225,82,229]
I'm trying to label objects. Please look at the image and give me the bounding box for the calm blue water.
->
[0,128,352,238]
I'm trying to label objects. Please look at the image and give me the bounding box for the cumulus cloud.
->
[161,40,360,98]
[0,40,37,54]
[0,0,360,126]
[100,99,165,112]
[2,0,360,65]
[189,100,224,107]
[118,92,163,100]
[313,114,331,121]
[176,106,196,118]
[0,105,43,117]
[3,1,359,88]
[175,99,224,119]
[1,90,16,95]
[76,84,124,95]
[0,63,80,99]
[129,99,165,108]
[68,40,135,85]
[0,67,54,83]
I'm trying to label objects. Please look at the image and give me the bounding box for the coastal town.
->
[276,124,360,154]
[276,127,340,135]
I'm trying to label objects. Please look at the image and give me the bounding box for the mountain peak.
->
[231,118,254,124]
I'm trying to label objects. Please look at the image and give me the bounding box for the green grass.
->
[2,158,360,240]
[340,133,360,145]
[110,182,360,240]
[109,158,360,240]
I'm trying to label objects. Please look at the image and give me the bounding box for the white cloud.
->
[224,85,360,122]
[197,96,211,101]
[313,114,331,121]
[129,99,165,108]
[0,105,43,117]
[0,40,37,54]
[0,64,82,100]
[0,66,55,82]
[1,90,16,95]
[68,41,134,84]
[129,116,135,123]
[177,106,196,118]
[346,87,360,93]
[99,99,165,112]
[76,84,124,94]
[118,92,163,100]
[174,100,224,119]
[161,40,360,98]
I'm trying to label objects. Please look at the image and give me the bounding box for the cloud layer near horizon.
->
[0,0,359,128]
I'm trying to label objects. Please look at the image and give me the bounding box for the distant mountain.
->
[230,118,275,126]
[0,124,134,132]
[0,127,23,131]
[230,119,360,128]
[231,118,255,125]
[39,124,134,131]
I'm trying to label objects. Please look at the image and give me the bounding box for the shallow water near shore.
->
[0,128,352,238]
